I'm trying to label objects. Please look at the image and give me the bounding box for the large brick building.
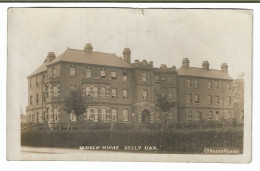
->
[26,43,234,125]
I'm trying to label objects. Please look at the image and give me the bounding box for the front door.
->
[141,109,150,124]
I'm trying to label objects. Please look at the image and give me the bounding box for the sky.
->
[7,8,252,116]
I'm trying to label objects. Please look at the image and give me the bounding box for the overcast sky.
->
[7,8,252,116]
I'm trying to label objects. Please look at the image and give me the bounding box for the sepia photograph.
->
[6,8,252,162]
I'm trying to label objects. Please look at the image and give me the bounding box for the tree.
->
[155,89,176,129]
[64,87,86,122]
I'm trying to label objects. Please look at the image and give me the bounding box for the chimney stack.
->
[221,63,228,73]
[46,52,56,63]
[182,58,190,68]
[84,43,93,53]
[202,60,210,69]
[123,48,131,64]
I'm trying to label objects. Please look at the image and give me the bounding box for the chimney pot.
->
[46,52,56,63]
[221,63,228,73]
[84,43,93,53]
[202,60,210,69]
[123,48,131,64]
[182,58,190,68]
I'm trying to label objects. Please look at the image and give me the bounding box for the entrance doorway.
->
[141,109,150,124]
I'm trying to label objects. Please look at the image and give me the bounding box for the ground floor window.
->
[112,109,117,122]
[123,109,129,122]
[187,111,192,121]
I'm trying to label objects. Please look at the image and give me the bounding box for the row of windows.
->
[29,77,40,88]
[187,94,232,105]
[69,67,128,81]
[187,78,232,90]
[85,86,149,100]
[187,110,233,121]
[79,108,129,122]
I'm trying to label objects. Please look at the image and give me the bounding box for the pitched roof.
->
[28,62,48,77]
[177,66,232,80]
[28,48,132,77]
[49,48,132,68]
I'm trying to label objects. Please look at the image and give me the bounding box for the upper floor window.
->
[142,72,147,82]
[208,80,212,89]
[30,79,32,88]
[195,111,201,120]
[101,87,106,97]
[52,66,56,77]
[228,96,232,105]
[30,95,33,105]
[227,82,231,90]
[168,75,172,82]
[111,88,117,98]
[208,111,213,120]
[86,68,91,78]
[194,78,199,88]
[112,109,118,122]
[123,89,128,99]
[188,94,192,103]
[100,69,106,78]
[143,90,148,100]
[111,70,117,79]
[123,109,129,122]
[36,77,39,86]
[187,78,192,88]
[195,94,200,103]
[36,94,39,104]
[215,96,219,105]
[70,67,75,76]
[123,71,128,81]
[155,75,159,83]
[86,86,98,97]
[208,95,212,104]
[53,85,59,97]
[215,80,219,89]
[162,76,165,83]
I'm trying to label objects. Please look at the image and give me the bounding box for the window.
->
[188,94,192,103]
[162,76,165,83]
[187,78,192,88]
[36,94,39,104]
[194,78,199,88]
[86,87,90,96]
[94,108,98,121]
[111,88,117,98]
[208,95,212,104]
[46,108,49,122]
[195,94,200,103]
[112,109,117,122]
[111,70,116,79]
[52,66,56,77]
[86,68,91,78]
[70,67,75,76]
[187,111,192,121]
[195,111,201,120]
[123,89,128,99]
[215,80,219,89]
[36,113,39,123]
[30,79,32,88]
[123,71,127,81]
[208,111,213,120]
[142,72,147,82]
[89,109,95,120]
[30,95,33,105]
[215,96,219,105]
[228,96,232,105]
[36,77,39,86]
[53,85,59,97]
[101,87,106,97]
[227,82,231,90]
[228,111,233,119]
[155,75,159,83]
[101,108,107,121]
[71,112,76,121]
[123,110,129,122]
[100,69,106,78]
[215,111,220,120]
[208,80,212,89]
[93,87,98,97]
[143,90,148,100]
[168,75,172,82]
[54,107,58,121]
